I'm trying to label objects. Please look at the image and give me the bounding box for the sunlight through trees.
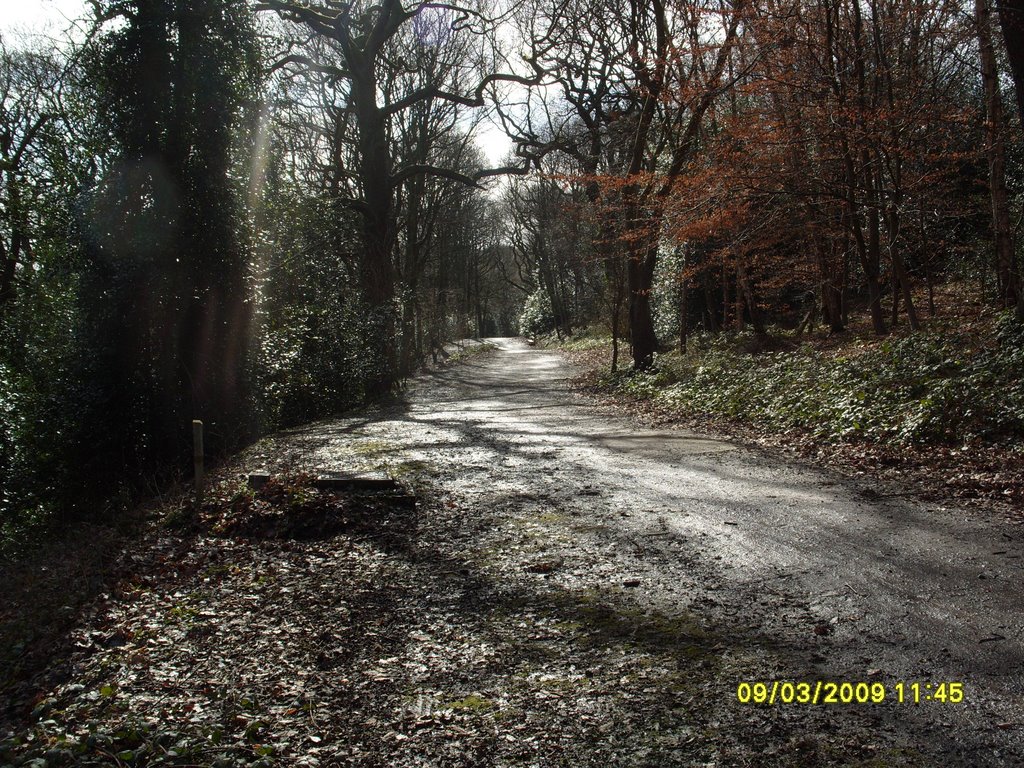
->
[0,0,1021,541]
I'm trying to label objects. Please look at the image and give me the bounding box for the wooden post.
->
[193,420,204,502]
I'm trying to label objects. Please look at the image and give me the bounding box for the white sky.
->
[0,0,89,37]
[477,123,513,168]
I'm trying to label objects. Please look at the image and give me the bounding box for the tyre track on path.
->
[312,337,1024,766]
[7,337,1021,767]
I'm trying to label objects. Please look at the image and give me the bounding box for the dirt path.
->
[343,338,1024,763]
[4,337,1023,766]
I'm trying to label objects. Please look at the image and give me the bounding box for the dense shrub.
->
[609,313,1024,445]
[518,289,556,337]
[254,299,371,429]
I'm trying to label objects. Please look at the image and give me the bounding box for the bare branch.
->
[383,67,549,116]
[270,52,350,79]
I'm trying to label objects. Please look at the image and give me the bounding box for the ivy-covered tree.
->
[0,38,88,538]
[74,0,261,486]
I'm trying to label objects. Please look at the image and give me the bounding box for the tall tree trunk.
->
[997,0,1024,121]
[844,155,887,335]
[889,247,920,329]
[863,158,889,335]
[628,244,658,369]
[610,310,620,373]
[849,0,887,336]
[605,249,624,373]
[0,224,19,323]
[734,265,745,332]
[678,248,688,354]
[701,265,720,332]
[178,0,255,453]
[721,259,731,330]
[818,237,845,333]
[353,70,398,393]
[1000,0,1024,335]
[890,265,901,327]
[877,149,920,330]
[737,261,766,336]
[977,0,1019,309]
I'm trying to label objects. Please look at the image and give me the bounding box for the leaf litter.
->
[0,452,928,768]
[2,347,1017,767]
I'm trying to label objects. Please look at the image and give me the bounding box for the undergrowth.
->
[592,311,1024,447]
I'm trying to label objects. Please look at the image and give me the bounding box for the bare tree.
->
[506,0,747,368]
[0,40,63,323]
[977,0,1018,309]
[258,0,545,387]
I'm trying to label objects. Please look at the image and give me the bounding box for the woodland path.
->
[5,337,1024,767]
[283,336,1024,765]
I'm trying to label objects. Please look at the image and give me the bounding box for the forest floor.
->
[3,338,1024,767]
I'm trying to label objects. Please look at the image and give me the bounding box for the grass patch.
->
[443,694,495,712]
[351,439,393,458]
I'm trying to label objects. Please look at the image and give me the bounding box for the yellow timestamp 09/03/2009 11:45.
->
[735,680,965,705]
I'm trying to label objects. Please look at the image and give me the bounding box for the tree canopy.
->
[0,0,1022,543]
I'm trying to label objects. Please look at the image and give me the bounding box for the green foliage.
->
[611,366,674,400]
[70,0,262,485]
[0,326,75,547]
[250,194,369,428]
[2,0,505,546]
[555,326,612,351]
[255,299,370,428]
[652,246,685,343]
[0,43,92,546]
[518,288,556,337]
[611,315,1024,446]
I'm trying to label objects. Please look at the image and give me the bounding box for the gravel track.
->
[334,337,1024,766]
[5,336,1022,767]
